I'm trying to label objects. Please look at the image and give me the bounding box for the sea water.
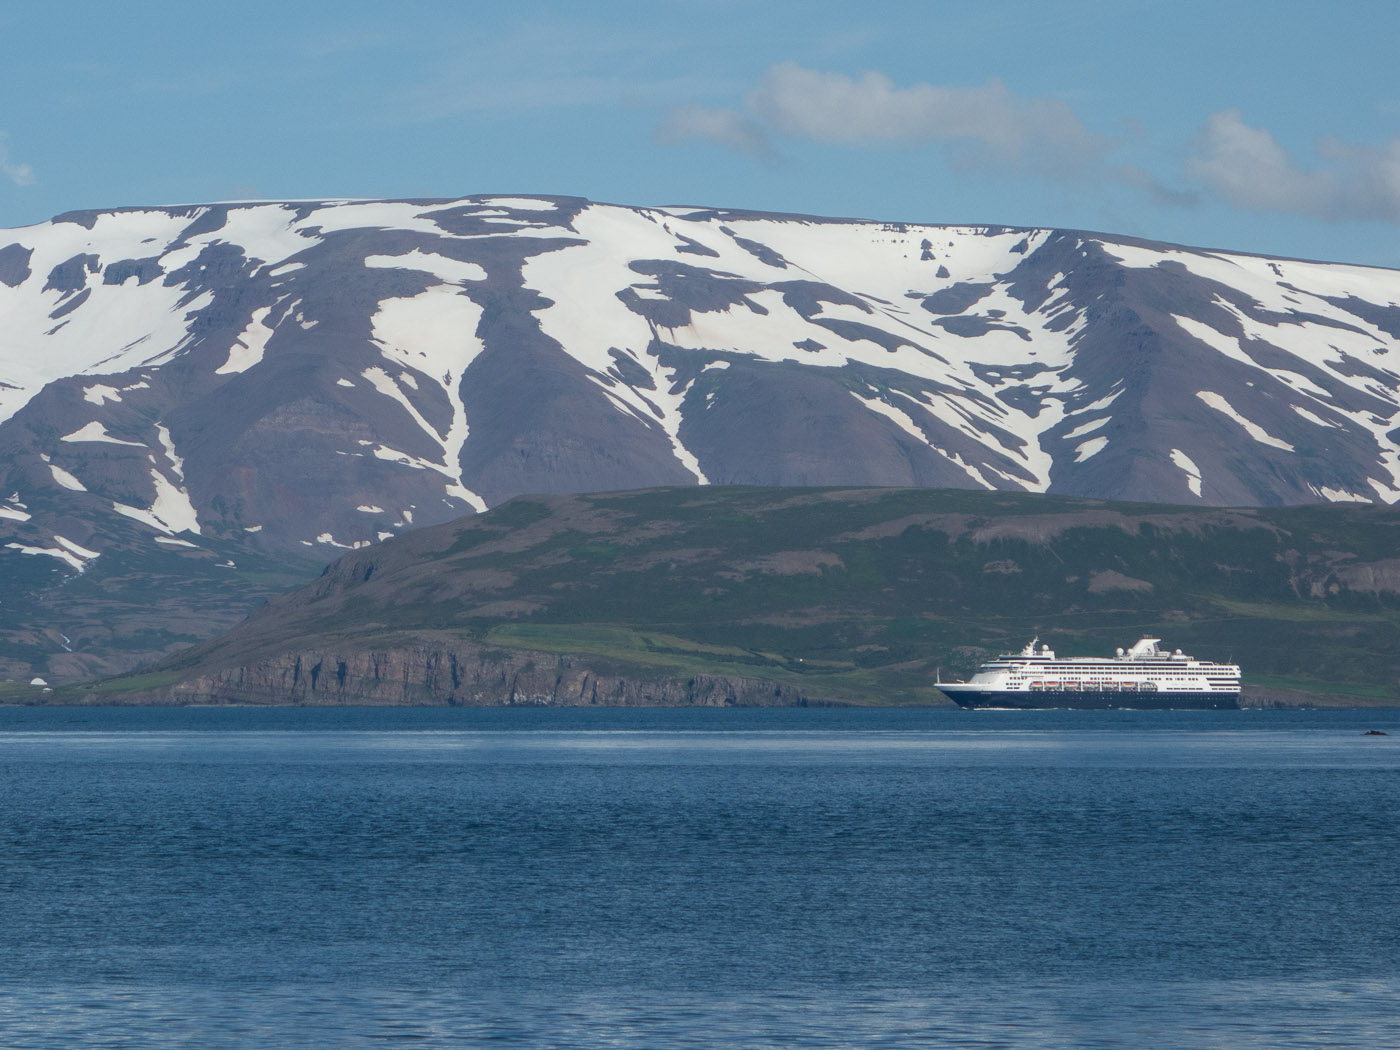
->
[0,707,1395,1048]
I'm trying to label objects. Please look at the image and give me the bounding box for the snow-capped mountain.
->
[2,194,1399,681]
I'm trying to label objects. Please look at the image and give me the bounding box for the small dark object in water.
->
[1363,729,1388,736]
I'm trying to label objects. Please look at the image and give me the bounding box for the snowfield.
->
[2,194,1400,577]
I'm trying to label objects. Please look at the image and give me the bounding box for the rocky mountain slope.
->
[3,195,1399,682]
[72,487,1400,708]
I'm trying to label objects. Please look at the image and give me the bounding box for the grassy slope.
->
[0,526,327,685]
[82,486,1400,705]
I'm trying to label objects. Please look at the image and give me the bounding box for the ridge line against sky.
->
[1,0,1398,268]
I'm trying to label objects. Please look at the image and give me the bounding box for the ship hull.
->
[938,687,1240,710]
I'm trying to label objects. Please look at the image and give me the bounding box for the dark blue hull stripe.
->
[938,688,1240,710]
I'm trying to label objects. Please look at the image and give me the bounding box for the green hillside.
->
[80,486,1400,706]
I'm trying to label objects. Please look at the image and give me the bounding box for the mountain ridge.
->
[3,195,1400,683]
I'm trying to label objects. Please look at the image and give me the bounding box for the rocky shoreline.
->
[80,642,828,707]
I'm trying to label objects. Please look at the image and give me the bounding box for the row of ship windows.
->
[1006,682,1238,692]
[1004,678,1228,682]
[996,671,1201,675]
[988,663,1232,670]
[1008,686,1237,694]
[1004,669,1236,675]
[993,662,1231,668]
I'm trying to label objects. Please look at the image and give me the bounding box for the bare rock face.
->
[4,195,1400,682]
[1331,558,1400,594]
[118,643,815,707]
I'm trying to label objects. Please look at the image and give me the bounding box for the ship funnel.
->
[1126,637,1161,658]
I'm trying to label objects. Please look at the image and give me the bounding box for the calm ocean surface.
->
[0,706,1396,1048]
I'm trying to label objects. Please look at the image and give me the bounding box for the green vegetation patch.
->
[78,669,186,697]
[0,681,51,704]
[91,486,1400,705]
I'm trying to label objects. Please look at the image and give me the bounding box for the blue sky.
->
[2,0,1398,267]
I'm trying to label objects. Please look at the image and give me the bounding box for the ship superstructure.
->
[936,637,1241,709]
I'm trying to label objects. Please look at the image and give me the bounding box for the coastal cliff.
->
[104,642,818,707]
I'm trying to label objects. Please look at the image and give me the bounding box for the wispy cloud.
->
[0,132,34,187]
[655,105,776,162]
[1188,109,1400,222]
[393,19,734,124]
[1114,163,1200,208]
[759,63,1108,175]
[659,62,1111,180]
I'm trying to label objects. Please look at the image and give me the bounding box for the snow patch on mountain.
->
[113,500,170,533]
[365,251,486,285]
[44,456,87,492]
[363,367,439,445]
[1310,485,1372,503]
[1170,449,1204,498]
[148,469,200,534]
[55,535,100,560]
[369,285,489,511]
[217,306,275,375]
[6,538,95,572]
[850,390,927,443]
[199,205,322,264]
[156,424,185,481]
[81,384,124,406]
[523,205,711,483]
[304,202,446,239]
[1196,391,1295,451]
[485,197,559,212]
[153,535,199,549]
[60,421,144,447]
[0,257,208,422]
[1063,416,1109,441]
[1291,404,1338,428]
[1074,436,1108,462]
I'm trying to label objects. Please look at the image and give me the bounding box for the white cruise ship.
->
[936,637,1241,709]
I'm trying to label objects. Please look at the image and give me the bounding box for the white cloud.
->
[755,63,1101,159]
[1315,136,1400,221]
[655,104,775,161]
[1188,109,1400,222]
[0,131,35,187]
[661,62,1109,179]
[1187,110,1336,215]
[1114,164,1200,208]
